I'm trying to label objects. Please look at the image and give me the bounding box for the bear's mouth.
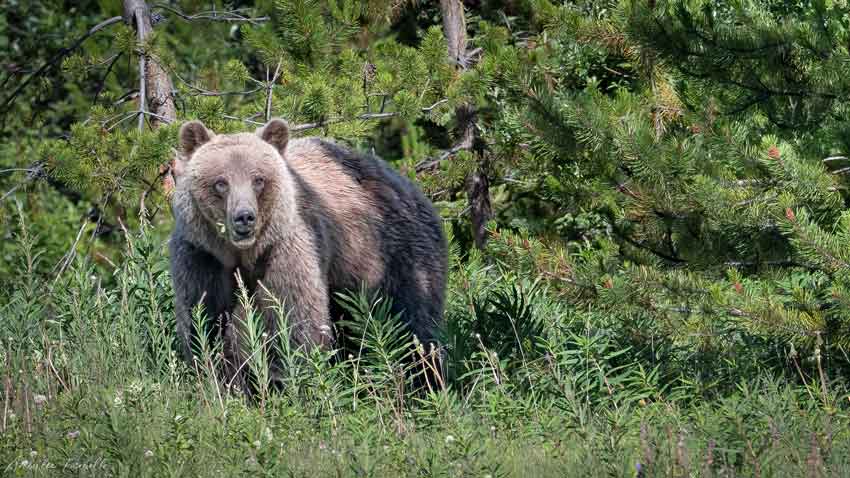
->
[230,230,256,249]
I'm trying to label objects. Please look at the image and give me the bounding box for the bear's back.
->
[282,137,445,292]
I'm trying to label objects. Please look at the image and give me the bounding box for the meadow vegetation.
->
[3,1,850,476]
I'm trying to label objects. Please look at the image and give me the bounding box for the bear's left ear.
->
[257,118,289,154]
[179,120,214,159]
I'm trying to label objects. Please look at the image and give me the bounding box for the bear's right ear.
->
[179,120,214,159]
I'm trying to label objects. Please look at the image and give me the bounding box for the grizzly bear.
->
[169,118,447,389]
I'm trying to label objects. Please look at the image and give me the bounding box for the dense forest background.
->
[3,0,850,476]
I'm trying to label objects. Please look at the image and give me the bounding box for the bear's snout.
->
[232,208,257,235]
[228,206,258,249]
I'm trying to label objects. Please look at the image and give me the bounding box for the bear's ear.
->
[179,120,214,159]
[257,118,289,154]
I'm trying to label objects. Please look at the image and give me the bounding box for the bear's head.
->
[173,118,293,250]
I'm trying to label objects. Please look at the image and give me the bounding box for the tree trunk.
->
[123,0,176,128]
[440,0,467,67]
[123,0,177,193]
[439,0,491,249]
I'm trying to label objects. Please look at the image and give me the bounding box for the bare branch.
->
[0,183,25,202]
[93,53,123,103]
[0,16,123,117]
[0,168,39,175]
[222,114,265,126]
[414,142,471,172]
[422,98,449,112]
[152,3,269,24]
[171,69,263,97]
[223,99,448,130]
[0,164,44,202]
[264,62,282,122]
[290,112,397,132]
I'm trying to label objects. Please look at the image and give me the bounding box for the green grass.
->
[2,211,850,477]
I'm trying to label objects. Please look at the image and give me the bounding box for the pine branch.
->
[0,16,123,117]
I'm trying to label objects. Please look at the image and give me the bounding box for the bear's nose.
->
[233,209,256,232]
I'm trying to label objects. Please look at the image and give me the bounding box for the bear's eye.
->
[252,177,265,191]
[213,180,229,195]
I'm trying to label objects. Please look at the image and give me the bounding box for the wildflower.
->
[33,394,47,406]
[67,430,80,439]
[767,145,781,160]
[785,208,796,222]
[144,450,154,458]
[29,450,37,458]
[444,435,455,444]
[127,381,143,396]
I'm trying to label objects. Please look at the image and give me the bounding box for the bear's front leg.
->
[169,236,234,364]
[260,245,335,349]
[225,247,334,390]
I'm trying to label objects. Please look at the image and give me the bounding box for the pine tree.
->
[471,0,850,376]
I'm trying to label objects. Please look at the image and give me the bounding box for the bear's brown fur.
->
[169,119,447,388]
